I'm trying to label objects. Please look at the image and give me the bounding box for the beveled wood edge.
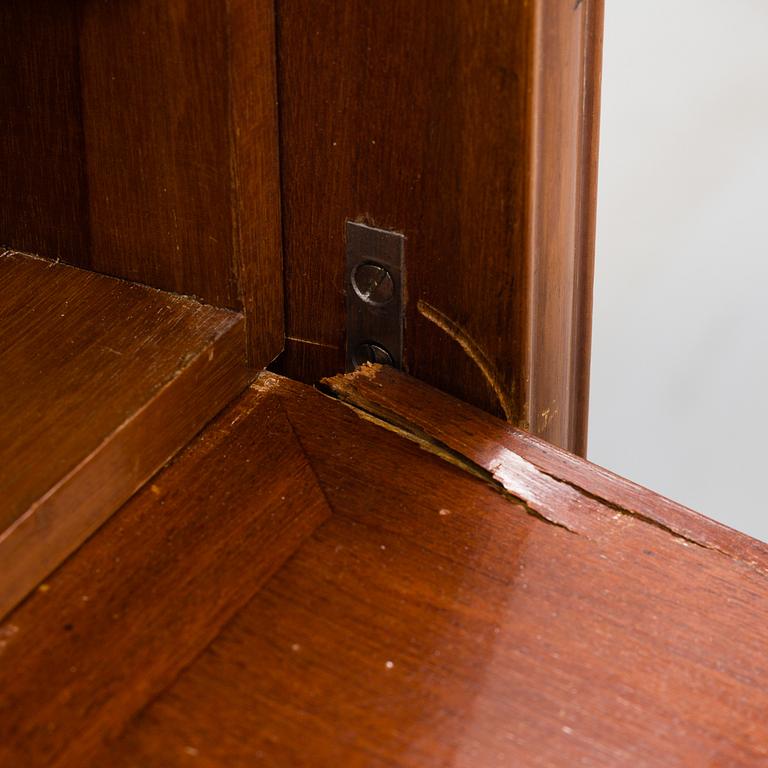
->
[0,316,254,620]
[571,0,604,456]
[0,247,242,318]
[0,377,331,767]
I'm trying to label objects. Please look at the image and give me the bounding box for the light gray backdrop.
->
[590,1,768,541]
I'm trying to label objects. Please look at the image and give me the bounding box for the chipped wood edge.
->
[322,365,768,576]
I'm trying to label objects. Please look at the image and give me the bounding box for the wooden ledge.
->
[3,372,767,766]
[324,363,768,571]
[0,250,253,618]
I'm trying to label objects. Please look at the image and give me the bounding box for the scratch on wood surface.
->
[251,371,284,394]
[417,300,515,422]
[1,247,60,267]
[537,405,559,433]
[286,336,338,350]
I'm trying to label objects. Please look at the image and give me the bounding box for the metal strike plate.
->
[345,221,405,371]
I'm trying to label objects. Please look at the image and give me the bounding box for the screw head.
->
[353,342,394,367]
[351,262,395,306]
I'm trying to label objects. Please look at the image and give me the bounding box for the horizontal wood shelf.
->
[2,370,767,766]
[0,250,253,619]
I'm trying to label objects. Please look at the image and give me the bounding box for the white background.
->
[590,1,768,541]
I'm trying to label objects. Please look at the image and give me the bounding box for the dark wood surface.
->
[79,0,236,306]
[0,3,89,267]
[3,371,768,767]
[0,1,283,365]
[228,0,285,365]
[0,250,251,620]
[273,0,603,453]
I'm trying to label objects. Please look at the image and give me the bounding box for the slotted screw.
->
[351,262,395,306]
[353,342,394,367]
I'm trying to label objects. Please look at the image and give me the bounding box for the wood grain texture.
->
[79,0,235,305]
[228,0,285,364]
[527,0,604,453]
[102,374,768,767]
[0,378,331,768]
[273,0,603,453]
[0,249,252,620]
[0,4,89,266]
[570,0,604,456]
[0,0,283,365]
[326,364,768,571]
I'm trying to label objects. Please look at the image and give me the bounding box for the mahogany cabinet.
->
[1,0,601,450]
[2,2,767,766]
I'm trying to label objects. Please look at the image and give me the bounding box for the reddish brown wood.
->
[0,1,283,365]
[279,336,345,385]
[79,0,235,305]
[0,379,331,768]
[3,373,767,766]
[4,6,764,763]
[273,0,603,453]
[571,0,605,456]
[527,0,604,453]
[100,374,768,767]
[0,249,252,619]
[326,364,768,570]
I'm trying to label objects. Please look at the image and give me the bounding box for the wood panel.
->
[228,0,285,365]
[79,0,236,305]
[325,364,768,570]
[0,4,89,266]
[0,377,331,768]
[570,0,604,456]
[273,0,604,453]
[0,249,252,619]
[529,0,604,454]
[0,1,283,365]
[102,373,768,767]
[3,372,768,765]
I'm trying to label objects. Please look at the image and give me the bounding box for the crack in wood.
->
[318,382,578,535]
[320,370,768,565]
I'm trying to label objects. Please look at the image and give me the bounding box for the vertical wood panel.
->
[526,0,597,450]
[228,0,285,364]
[274,0,603,453]
[0,4,89,265]
[570,0,605,456]
[0,1,283,366]
[79,0,237,305]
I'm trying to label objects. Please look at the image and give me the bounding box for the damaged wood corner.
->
[320,365,768,573]
[320,365,578,534]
